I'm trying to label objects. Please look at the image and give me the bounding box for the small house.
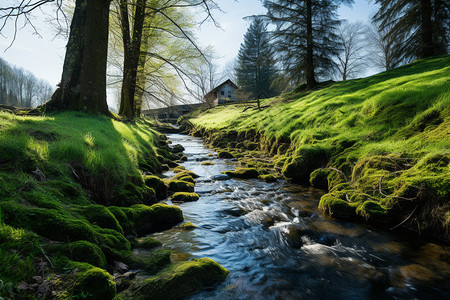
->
[204,79,238,107]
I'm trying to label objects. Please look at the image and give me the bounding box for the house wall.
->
[217,83,237,105]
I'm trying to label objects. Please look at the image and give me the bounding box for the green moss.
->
[318,193,357,219]
[282,146,329,183]
[310,168,331,190]
[130,249,172,274]
[201,161,214,165]
[136,236,162,250]
[259,174,277,183]
[143,175,168,200]
[171,192,200,202]
[48,240,107,269]
[356,200,392,224]
[73,267,116,300]
[166,180,195,193]
[130,204,183,235]
[223,168,259,179]
[172,172,196,184]
[173,166,186,173]
[118,182,157,207]
[79,204,123,234]
[125,258,229,300]
[173,170,199,179]
[177,221,198,230]
[218,151,235,159]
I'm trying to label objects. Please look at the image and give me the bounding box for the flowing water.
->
[152,134,450,299]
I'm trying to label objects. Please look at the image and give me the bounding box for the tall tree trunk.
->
[421,0,434,58]
[118,0,147,121]
[305,0,316,89]
[46,0,111,114]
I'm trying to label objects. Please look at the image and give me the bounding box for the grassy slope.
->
[190,55,450,239]
[0,111,178,298]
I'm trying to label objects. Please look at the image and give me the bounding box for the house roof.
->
[204,79,238,100]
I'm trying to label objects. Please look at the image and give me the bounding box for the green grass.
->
[190,55,450,239]
[0,111,178,298]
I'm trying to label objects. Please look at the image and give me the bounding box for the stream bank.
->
[152,133,450,299]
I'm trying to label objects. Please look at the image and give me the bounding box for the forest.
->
[0,0,449,299]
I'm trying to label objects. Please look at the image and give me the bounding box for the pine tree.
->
[263,0,353,89]
[373,0,449,61]
[235,18,277,99]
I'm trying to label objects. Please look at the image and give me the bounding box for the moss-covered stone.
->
[319,193,357,219]
[167,180,195,193]
[118,182,157,206]
[136,236,162,250]
[173,166,186,173]
[125,258,229,300]
[356,200,392,224]
[171,192,200,202]
[218,151,235,159]
[130,249,172,274]
[173,170,199,179]
[201,161,214,166]
[223,168,259,179]
[310,168,331,190]
[259,174,277,183]
[282,146,329,183]
[48,240,107,269]
[73,267,116,300]
[172,172,196,184]
[130,204,183,235]
[79,204,123,234]
[177,221,198,230]
[143,175,168,200]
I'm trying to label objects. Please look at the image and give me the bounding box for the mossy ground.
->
[188,56,450,240]
[0,111,194,298]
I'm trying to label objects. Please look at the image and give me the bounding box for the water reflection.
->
[151,134,450,299]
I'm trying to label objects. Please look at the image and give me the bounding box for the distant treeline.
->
[0,58,54,108]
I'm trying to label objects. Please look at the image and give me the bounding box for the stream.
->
[152,134,450,299]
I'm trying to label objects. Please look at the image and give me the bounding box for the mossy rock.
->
[172,172,196,184]
[356,200,392,224]
[173,170,199,179]
[143,175,168,200]
[73,267,116,300]
[171,192,200,202]
[107,206,134,236]
[310,168,331,190]
[319,193,357,219]
[223,168,259,179]
[177,221,198,230]
[179,155,188,162]
[167,180,195,193]
[136,236,162,250]
[282,146,329,183]
[173,166,186,173]
[130,204,183,235]
[259,174,277,183]
[79,204,123,234]
[130,249,172,274]
[171,144,185,153]
[201,161,214,166]
[48,240,107,269]
[118,182,157,206]
[125,258,229,300]
[218,151,235,159]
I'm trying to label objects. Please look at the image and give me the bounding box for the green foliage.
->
[236,18,278,98]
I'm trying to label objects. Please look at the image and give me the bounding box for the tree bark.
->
[46,0,111,114]
[305,0,316,89]
[421,0,434,58]
[118,0,147,121]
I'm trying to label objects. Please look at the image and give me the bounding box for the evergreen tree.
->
[373,0,449,61]
[263,0,353,89]
[235,18,277,99]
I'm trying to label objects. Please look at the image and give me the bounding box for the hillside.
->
[188,55,450,240]
[0,111,228,299]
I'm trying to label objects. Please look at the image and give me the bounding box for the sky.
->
[0,0,378,100]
